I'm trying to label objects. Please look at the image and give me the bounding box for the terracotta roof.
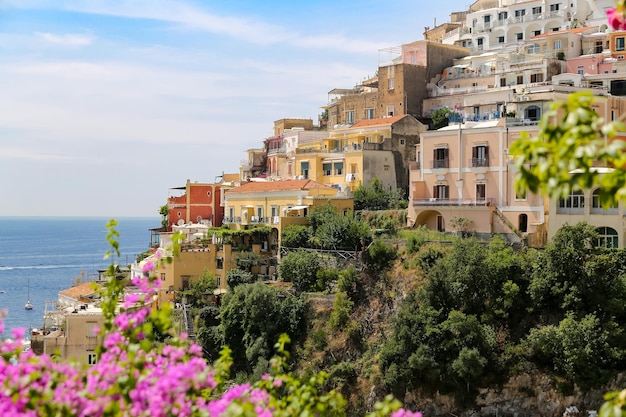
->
[59,282,100,300]
[226,179,333,194]
[350,114,407,128]
[532,26,597,39]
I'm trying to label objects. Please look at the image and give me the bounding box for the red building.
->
[167,179,224,231]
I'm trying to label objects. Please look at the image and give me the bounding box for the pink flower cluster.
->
[0,236,421,416]
[607,2,626,30]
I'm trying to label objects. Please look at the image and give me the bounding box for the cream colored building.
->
[31,304,104,367]
[409,118,546,245]
[548,168,626,248]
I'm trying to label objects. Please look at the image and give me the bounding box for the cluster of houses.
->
[33,0,626,364]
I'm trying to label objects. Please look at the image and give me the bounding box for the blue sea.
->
[0,217,158,338]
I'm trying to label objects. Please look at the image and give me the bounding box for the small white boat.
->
[0,290,5,294]
[25,277,33,310]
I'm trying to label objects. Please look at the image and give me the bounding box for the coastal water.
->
[0,217,158,338]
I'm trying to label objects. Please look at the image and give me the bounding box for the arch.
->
[518,213,528,233]
[525,23,542,41]
[542,20,563,35]
[595,226,618,248]
[414,209,445,232]
[591,188,618,213]
[506,26,523,43]
[524,105,542,121]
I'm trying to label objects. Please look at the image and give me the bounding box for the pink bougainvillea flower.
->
[607,7,626,30]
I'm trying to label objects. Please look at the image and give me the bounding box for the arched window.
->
[524,105,541,121]
[591,189,618,214]
[557,190,584,214]
[595,227,618,248]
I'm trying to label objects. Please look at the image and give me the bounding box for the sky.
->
[0,0,463,217]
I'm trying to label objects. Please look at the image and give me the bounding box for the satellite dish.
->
[177,219,185,226]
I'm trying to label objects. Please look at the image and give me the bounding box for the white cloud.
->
[35,32,94,46]
[0,146,74,161]
[3,0,385,53]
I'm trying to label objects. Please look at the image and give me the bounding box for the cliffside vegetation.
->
[192,212,626,415]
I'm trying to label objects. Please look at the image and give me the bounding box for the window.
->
[323,163,332,176]
[530,73,543,83]
[500,77,507,87]
[524,105,541,121]
[472,145,489,167]
[433,184,449,199]
[577,66,585,75]
[300,161,309,179]
[517,75,524,84]
[498,11,507,20]
[515,33,523,41]
[516,186,527,201]
[181,276,191,290]
[386,105,395,117]
[216,276,221,287]
[436,215,445,232]
[515,9,525,21]
[527,44,539,53]
[365,108,374,119]
[432,148,449,169]
[553,40,563,49]
[271,205,278,217]
[216,258,224,270]
[498,36,505,44]
[476,183,486,200]
[592,188,618,213]
[161,273,166,281]
[595,40,604,53]
[88,354,98,366]
[347,110,355,125]
[557,190,584,214]
[519,214,528,233]
[533,30,541,36]
[400,139,405,145]
[483,15,490,23]
[334,162,344,175]
[595,227,618,248]
[256,206,263,221]
[616,37,625,52]
[532,6,542,14]
[550,3,560,12]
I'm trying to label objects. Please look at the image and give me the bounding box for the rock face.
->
[405,373,623,417]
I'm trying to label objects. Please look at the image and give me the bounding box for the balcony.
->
[470,157,489,168]
[431,159,449,169]
[413,198,495,207]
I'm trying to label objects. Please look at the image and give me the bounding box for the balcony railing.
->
[223,216,280,225]
[413,198,495,207]
[431,159,449,169]
[470,157,489,168]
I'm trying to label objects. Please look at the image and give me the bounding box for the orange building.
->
[167,179,224,230]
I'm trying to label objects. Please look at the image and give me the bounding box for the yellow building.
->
[294,115,425,193]
[138,179,353,303]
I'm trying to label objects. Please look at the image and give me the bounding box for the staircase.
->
[182,303,195,341]
[493,207,524,245]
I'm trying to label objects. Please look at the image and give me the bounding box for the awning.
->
[283,205,309,212]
